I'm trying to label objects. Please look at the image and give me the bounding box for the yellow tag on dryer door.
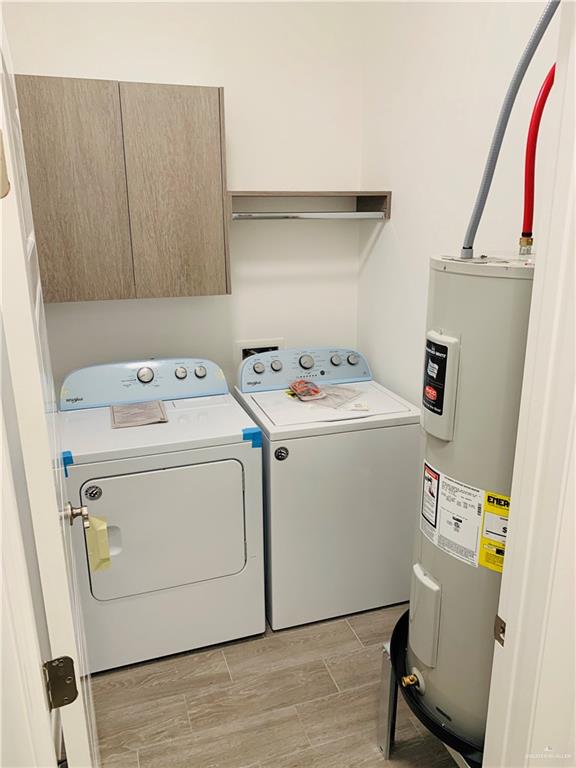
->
[86,516,112,572]
[478,492,510,573]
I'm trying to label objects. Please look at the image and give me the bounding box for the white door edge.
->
[2,414,58,768]
[1,35,97,768]
[484,5,575,766]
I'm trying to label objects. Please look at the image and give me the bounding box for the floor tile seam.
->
[95,676,237,714]
[99,695,194,761]
[292,682,381,748]
[345,618,366,648]
[93,664,173,689]
[245,618,357,655]
[290,706,312,754]
[182,657,338,701]
[214,653,349,687]
[264,677,348,711]
[295,679,379,712]
[221,648,235,683]
[186,703,193,736]
[305,723,377,750]
[319,674,382,696]
[104,694,389,767]
[94,688,204,718]
[136,701,306,758]
[96,690,191,721]
[224,655,329,681]
[183,677,350,730]
[320,641,383,670]
[312,725,382,768]
[260,741,317,767]
[101,676,377,740]
[125,726,206,764]
[283,724,378,757]
[99,746,140,765]
[267,728,327,767]
[320,657,341,693]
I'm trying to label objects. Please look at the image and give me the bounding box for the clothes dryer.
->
[60,358,265,672]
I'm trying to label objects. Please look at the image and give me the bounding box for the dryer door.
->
[81,460,246,600]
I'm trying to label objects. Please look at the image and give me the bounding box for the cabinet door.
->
[15,76,134,302]
[120,82,230,298]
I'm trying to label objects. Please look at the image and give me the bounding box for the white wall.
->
[3,2,366,386]
[357,2,559,403]
[4,2,560,398]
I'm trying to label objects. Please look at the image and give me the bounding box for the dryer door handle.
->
[65,502,90,529]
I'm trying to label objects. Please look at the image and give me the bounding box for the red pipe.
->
[522,64,556,239]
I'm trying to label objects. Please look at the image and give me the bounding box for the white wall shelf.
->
[230,191,391,221]
[232,211,385,221]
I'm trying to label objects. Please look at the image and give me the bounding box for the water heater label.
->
[478,492,510,573]
[422,340,448,415]
[422,463,439,527]
[421,464,510,571]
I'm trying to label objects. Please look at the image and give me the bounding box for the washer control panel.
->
[238,348,372,392]
[60,358,228,411]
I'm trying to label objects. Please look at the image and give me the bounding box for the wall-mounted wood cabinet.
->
[16,76,230,303]
[15,76,134,302]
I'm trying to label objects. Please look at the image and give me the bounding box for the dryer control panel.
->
[238,348,372,392]
[60,358,228,410]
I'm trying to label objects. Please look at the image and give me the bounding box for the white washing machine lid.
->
[245,381,420,434]
[59,394,261,465]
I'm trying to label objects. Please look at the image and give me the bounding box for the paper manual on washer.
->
[308,385,369,411]
[111,400,168,428]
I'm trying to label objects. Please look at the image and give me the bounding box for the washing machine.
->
[59,358,265,672]
[235,348,421,630]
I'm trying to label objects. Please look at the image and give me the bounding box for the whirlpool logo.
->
[65,396,84,403]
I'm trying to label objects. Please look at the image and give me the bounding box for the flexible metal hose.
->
[460,0,560,259]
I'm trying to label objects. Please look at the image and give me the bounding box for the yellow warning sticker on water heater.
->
[478,492,510,573]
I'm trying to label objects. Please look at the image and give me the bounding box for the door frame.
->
[484,4,575,765]
[1,35,96,768]
[1,411,58,767]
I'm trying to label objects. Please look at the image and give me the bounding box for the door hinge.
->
[494,614,506,647]
[42,656,79,710]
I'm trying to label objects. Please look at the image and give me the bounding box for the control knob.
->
[194,366,207,379]
[299,354,314,370]
[330,354,342,366]
[271,360,283,372]
[137,366,154,384]
[175,366,188,380]
[253,361,265,375]
[347,353,360,366]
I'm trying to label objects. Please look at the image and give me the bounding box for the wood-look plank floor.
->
[92,604,455,768]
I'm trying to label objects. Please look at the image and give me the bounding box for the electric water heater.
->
[406,255,534,747]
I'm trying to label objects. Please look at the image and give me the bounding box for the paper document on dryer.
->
[111,400,168,428]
